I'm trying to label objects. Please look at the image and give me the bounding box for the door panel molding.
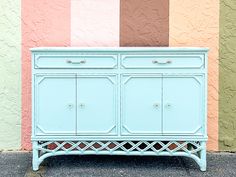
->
[121,74,162,135]
[162,74,204,135]
[76,74,118,135]
[34,74,77,136]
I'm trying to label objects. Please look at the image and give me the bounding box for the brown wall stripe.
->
[120,0,169,46]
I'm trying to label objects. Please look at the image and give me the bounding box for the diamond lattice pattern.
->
[38,141,202,155]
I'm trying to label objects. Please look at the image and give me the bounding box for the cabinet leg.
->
[32,141,39,171]
[200,141,206,172]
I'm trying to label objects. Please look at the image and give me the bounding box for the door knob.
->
[79,103,85,108]
[165,103,171,108]
[67,104,73,109]
[153,103,159,108]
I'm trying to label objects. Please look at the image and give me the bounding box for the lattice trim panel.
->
[37,141,201,155]
[33,140,206,171]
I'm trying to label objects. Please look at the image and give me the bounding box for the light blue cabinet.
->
[31,47,208,171]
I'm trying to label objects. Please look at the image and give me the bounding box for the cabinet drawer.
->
[34,54,118,69]
[121,55,204,69]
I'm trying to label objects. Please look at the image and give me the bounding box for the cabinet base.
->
[32,140,206,171]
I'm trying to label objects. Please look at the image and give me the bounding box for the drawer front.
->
[34,54,118,69]
[121,54,204,69]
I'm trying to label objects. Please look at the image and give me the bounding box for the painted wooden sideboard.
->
[31,47,208,171]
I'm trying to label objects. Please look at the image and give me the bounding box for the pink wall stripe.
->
[71,0,119,47]
[22,0,71,150]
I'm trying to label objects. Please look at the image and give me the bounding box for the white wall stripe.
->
[71,0,119,47]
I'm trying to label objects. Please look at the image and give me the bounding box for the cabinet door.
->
[163,75,204,135]
[76,75,117,135]
[35,74,76,135]
[121,75,162,135]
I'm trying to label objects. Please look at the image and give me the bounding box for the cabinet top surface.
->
[31,47,209,52]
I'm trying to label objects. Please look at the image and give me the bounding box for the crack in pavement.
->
[24,166,46,177]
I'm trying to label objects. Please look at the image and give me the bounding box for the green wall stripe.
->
[219,0,236,151]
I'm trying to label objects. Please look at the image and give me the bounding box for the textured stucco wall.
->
[19,0,235,152]
[120,0,169,46]
[0,0,21,150]
[219,0,236,151]
[22,0,71,150]
[71,0,119,46]
[169,0,219,151]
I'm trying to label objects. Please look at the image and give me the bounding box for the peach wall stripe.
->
[22,0,71,150]
[169,0,219,151]
[71,0,119,47]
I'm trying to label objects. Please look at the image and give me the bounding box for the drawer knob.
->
[66,60,86,64]
[165,103,171,108]
[152,60,172,64]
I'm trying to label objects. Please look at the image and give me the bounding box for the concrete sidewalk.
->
[0,152,235,177]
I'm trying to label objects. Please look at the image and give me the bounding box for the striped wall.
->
[0,0,234,151]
